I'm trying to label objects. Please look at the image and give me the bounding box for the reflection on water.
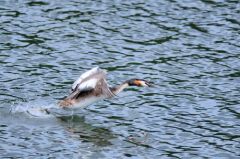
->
[0,0,240,158]
[58,115,115,147]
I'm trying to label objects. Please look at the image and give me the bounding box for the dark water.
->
[1,0,240,158]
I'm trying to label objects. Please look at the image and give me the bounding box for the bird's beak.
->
[144,81,154,87]
[132,79,154,87]
[137,80,154,87]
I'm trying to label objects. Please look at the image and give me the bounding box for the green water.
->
[0,0,239,158]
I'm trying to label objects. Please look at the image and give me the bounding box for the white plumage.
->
[71,66,106,92]
[77,78,98,91]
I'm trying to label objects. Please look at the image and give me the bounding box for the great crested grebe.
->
[59,67,152,108]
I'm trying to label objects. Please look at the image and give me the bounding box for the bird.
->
[58,66,152,109]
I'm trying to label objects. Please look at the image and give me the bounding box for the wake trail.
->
[10,98,66,118]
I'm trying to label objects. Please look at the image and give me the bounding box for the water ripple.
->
[0,0,239,158]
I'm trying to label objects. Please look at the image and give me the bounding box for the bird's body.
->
[59,94,104,109]
[59,67,151,109]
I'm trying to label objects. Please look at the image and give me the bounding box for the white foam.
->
[10,98,59,118]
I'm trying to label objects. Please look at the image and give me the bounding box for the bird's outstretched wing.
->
[72,66,104,92]
[67,67,115,99]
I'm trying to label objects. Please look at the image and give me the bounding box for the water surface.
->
[0,0,240,158]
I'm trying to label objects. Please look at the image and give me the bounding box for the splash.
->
[10,98,62,118]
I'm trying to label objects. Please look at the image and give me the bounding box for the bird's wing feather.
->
[71,67,107,92]
[68,67,115,99]
[72,66,100,91]
[77,78,98,91]
[100,78,115,98]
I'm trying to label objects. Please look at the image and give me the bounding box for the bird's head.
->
[127,79,153,87]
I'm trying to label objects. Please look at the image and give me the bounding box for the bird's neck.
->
[110,82,129,95]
